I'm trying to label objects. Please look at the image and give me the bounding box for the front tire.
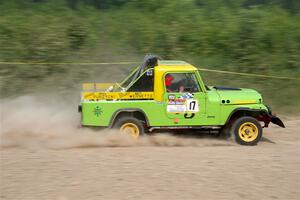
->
[113,116,145,139]
[231,116,262,145]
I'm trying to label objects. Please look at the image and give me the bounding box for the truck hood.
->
[209,86,262,105]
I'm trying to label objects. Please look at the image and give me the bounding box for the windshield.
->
[197,69,210,91]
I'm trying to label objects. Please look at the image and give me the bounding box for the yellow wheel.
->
[238,122,259,142]
[113,116,145,139]
[120,122,140,139]
[231,116,262,145]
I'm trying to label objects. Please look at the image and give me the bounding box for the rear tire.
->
[231,116,262,145]
[113,116,145,139]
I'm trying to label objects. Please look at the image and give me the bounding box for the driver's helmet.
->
[165,74,174,87]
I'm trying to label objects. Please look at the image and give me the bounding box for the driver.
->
[165,74,185,92]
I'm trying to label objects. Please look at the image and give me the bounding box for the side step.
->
[148,126,222,132]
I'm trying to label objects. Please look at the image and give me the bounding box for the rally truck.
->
[78,56,285,145]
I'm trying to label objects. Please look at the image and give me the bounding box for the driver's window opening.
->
[165,73,200,93]
[127,69,154,92]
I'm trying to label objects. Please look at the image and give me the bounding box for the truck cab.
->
[79,56,284,145]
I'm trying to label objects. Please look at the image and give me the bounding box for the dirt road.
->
[0,97,299,200]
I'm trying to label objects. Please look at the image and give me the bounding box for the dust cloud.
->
[1,96,300,200]
[0,95,231,149]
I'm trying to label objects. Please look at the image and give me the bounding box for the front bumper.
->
[270,115,285,128]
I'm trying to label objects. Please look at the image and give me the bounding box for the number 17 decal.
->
[186,99,199,112]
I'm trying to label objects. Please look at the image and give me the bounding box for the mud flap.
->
[270,116,285,128]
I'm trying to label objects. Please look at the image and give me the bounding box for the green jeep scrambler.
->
[79,56,284,145]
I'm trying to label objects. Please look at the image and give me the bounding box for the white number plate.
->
[186,99,199,112]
